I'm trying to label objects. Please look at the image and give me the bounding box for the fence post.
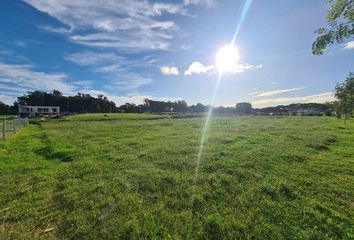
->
[13,119,16,134]
[2,118,6,141]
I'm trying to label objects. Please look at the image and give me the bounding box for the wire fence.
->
[1,117,29,141]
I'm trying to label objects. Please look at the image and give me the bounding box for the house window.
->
[21,107,29,112]
[37,108,44,112]
[43,108,49,113]
[52,108,57,112]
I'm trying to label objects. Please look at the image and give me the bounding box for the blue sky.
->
[0,0,353,107]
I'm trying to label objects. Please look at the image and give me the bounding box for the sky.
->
[0,0,353,107]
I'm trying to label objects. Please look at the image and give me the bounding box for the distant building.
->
[18,105,60,118]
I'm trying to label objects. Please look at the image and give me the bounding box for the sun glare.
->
[215,44,240,73]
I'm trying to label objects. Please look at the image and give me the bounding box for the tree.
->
[334,72,354,123]
[235,102,253,114]
[15,90,117,114]
[188,103,207,113]
[174,100,188,113]
[52,89,62,97]
[332,101,343,120]
[0,101,16,115]
[312,0,354,55]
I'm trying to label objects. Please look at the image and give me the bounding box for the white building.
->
[19,105,60,118]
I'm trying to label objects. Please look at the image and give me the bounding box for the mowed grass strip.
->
[0,115,353,239]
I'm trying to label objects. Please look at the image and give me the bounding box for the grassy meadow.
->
[0,114,353,239]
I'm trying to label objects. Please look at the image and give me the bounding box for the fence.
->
[1,117,29,141]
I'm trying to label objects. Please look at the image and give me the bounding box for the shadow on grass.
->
[49,151,74,162]
[35,130,74,162]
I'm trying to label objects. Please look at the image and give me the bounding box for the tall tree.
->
[312,0,354,55]
[0,101,16,115]
[235,102,253,114]
[334,72,354,123]
[16,91,117,114]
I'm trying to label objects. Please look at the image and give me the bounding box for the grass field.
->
[0,114,353,239]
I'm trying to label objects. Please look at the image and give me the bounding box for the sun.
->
[215,44,240,73]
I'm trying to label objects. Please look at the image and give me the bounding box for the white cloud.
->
[184,0,214,7]
[14,41,27,48]
[0,48,31,63]
[93,20,115,32]
[66,51,129,73]
[0,93,17,105]
[0,83,28,93]
[152,3,188,16]
[253,87,305,97]
[71,80,94,87]
[0,62,73,93]
[252,92,334,107]
[248,90,262,96]
[105,73,153,91]
[95,64,124,73]
[0,61,77,105]
[69,32,172,51]
[110,94,149,106]
[184,62,262,76]
[113,94,182,106]
[232,63,263,74]
[65,52,125,66]
[342,41,354,50]
[184,61,214,75]
[160,66,179,76]
[66,51,152,90]
[23,0,189,52]
[77,89,181,106]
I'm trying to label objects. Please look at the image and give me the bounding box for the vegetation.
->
[235,102,253,114]
[256,103,334,116]
[0,101,16,115]
[312,1,353,123]
[0,114,353,239]
[312,0,354,55]
[333,72,354,123]
[16,90,117,113]
[0,90,335,116]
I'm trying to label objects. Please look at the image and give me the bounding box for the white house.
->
[19,105,60,118]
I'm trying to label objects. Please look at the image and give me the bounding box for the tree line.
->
[2,90,117,115]
[0,71,352,118]
[0,89,343,117]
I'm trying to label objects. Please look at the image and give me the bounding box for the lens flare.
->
[191,0,254,225]
[215,44,240,73]
[193,72,223,185]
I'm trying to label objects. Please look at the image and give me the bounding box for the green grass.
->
[0,115,16,119]
[0,118,24,140]
[0,115,353,239]
[66,113,168,121]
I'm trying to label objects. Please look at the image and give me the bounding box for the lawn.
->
[0,114,353,239]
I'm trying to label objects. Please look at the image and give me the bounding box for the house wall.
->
[18,106,60,117]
